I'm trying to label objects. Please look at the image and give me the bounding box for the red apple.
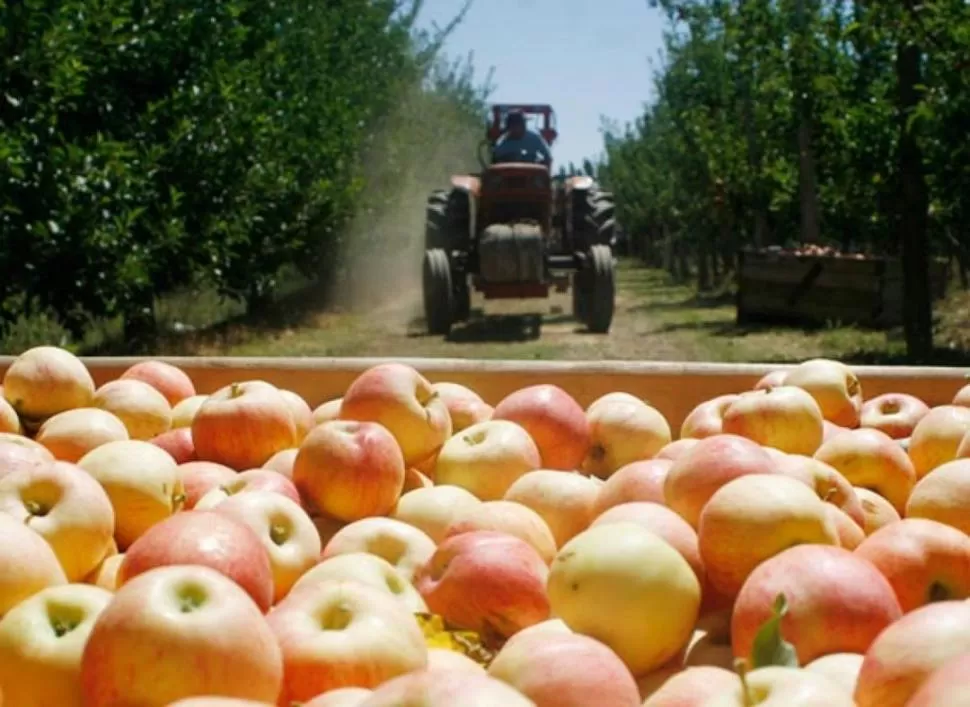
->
[119,360,196,407]
[907,653,970,707]
[293,420,405,522]
[196,468,301,510]
[0,512,68,616]
[265,448,298,479]
[731,545,902,664]
[359,670,535,706]
[493,384,591,471]
[192,380,298,471]
[35,408,129,463]
[279,389,313,443]
[0,397,20,435]
[431,382,494,432]
[0,434,54,483]
[444,499,558,564]
[80,565,283,706]
[754,369,789,390]
[680,394,740,439]
[178,461,237,510]
[664,434,778,528]
[854,487,901,535]
[118,510,275,612]
[338,363,452,468]
[640,665,739,706]
[854,517,970,612]
[655,438,700,461]
[414,530,550,643]
[504,469,601,547]
[150,427,197,464]
[594,459,672,515]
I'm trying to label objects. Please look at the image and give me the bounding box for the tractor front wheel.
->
[584,244,615,334]
[423,248,454,335]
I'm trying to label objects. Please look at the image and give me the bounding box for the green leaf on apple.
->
[750,592,799,668]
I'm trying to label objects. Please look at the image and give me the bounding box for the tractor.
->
[421,104,617,336]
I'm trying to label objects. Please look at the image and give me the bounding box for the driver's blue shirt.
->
[492,130,552,165]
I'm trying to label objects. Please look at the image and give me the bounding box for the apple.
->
[0,583,113,707]
[415,530,549,643]
[288,552,427,613]
[591,502,705,593]
[582,393,671,479]
[805,653,865,697]
[959,430,970,458]
[91,378,172,440]
[444,500,558,564]
[731,545,902,665]
[824,420,851,441]
[80,565,283,706]
[118,509,274,612]
[548,521,700,676]
[431,381,494,432]
[492,384,590,471]
[171,394,207,428]
[434,420,541,501]
[390,485,482,543]
[119,360,196,406]
[267,580,428,702]
[814,428,916,513]
[504,470,600,547]
[721,386,825,456]
[854,486,901,535]
[487,630,641,707]
[906,459,970,534]
[213,491,321,604]
[196,468,302,510]
[854,600,970,707]
[664,434,778,528]
[35,408,129,463]
[0,397,20,434]
[955,383,970,406]
[85,552,124,592]
[280,389,314,442]
[655,438,700,461]
[303,687,374,706]
[854,517,970,612]
[640,666,739,706]
[594,459,672,515]
[907,653,970,707]
[680,394,740,439]
[312,398,343,426]
[0,460,115,581]
[77,440,184,549]
[861,393,930,439]
[782,357,863,427]
[0,434,54,483]
[828,504,866,549]
[2,345,95,424]
[680,610,734,669]
[754,369,789,390]
[265,448,298,479]
[311,513,347,550]
[697,474,840,598]
[193,381,298,471]
[166,700,274,707]
[402,467,433,492]
[178,461,237,509]
[322,517,436,581]
[338,363,452,468]
[427,647,488,674]
[150,427,197,464]
[0,512,68,616]
[775,454,865,525]
[908,405,970,479]
[358,670,536,707]
[703,666,855,706]
[293,420,405,522]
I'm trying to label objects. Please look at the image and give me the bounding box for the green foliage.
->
[0,0,491,346]
[750,593,799,668]
[599,0,970,278]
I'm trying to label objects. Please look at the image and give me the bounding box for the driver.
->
[492,111,552,167]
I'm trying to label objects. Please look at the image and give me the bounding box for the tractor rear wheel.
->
[571,270,588,324]
[425,190,450,251]
[584,244,615,334]
[423,248,454,335]
[573,188,617,251]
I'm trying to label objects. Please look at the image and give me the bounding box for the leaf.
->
[414,612,496,666]
[750,593,799,668]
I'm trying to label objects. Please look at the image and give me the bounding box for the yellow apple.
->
[721,386,825,456]
[504,469,600,547]
[321,516,436,581]
[906,458,970,534]
[908,404,970,479]
[35,408,129,463]
[288,552,427,613]
[582,393,671,479]
[782,357,863,427]
[2,345,95,424]
[390,484,482,543]
[92,379,172,440]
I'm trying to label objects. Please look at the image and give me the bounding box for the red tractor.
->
[421,104,617,336]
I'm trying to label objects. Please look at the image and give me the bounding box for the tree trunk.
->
[895,40,933,361]
[794,0,821,245]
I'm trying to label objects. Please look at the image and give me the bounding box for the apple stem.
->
[734,657,755,707]
[24,500,48,516]
[51,617,79,638]
[230,382,243,399]
[269,523,288,546]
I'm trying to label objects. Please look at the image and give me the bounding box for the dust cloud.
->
[327,85,483,330]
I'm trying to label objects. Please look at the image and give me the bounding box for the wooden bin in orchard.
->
[1,356,966,429]
[736,249,950,328]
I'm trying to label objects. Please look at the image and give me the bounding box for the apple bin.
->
[1,351,970,707]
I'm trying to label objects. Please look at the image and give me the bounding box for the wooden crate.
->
[737,250,950,328]
[0,356,965,430]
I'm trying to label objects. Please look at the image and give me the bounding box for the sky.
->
[416,0,668,168]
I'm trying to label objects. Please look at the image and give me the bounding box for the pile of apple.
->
[2,349,970,706]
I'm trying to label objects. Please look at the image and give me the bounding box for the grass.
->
[3,257,969,364]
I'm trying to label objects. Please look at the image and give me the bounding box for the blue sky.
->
[416,0,668,167]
